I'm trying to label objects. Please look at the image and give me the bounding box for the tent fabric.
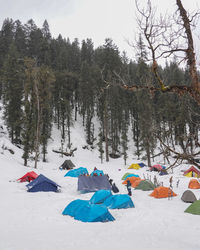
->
[122,177,142,187]
[90,190,112,204]
[17,171,38,183]
[138,163,146,168]
[78,175,111,192]
[159,169,168,176]
[103,194,134,209]
[64,167,88,177]
[184,166,200,178]
[135,180,155,191]
[60,160,76,170]
[184,200,200,215]
[128,164,141,170]
[62,199,90,217]
[150,187,177,198]
[74,203,115,222]
[26,174,60,192]
[150,167,160,172]
[62,200,115,222]
[121,173,132,180]
[150,164,163,171]
[185,172,194,178]
[124,174,140,180]
[181,190,197,203]
[90,170,104,176]
[131,179,143,188]
[188,179,200,189]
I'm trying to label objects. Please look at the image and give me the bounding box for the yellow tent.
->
[128,163,141,170]
[185,172,199,178]
[184,166,200,178]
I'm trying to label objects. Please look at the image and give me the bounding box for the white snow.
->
[0,108,200,250]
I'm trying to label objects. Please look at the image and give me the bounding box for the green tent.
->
[135,180,155,191]
[185,200,200,215]
[121,173,132,180]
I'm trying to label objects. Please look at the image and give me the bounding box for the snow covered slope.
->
[0,104,200,250]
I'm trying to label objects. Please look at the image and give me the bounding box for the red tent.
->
[17,171,38,183]
[150,164,163,171]
[184,166,200,177]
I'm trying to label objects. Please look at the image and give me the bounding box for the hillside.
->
[0,104,200,250]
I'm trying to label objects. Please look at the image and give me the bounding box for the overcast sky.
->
[0,0,199,60]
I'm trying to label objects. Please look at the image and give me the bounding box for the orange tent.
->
[132,179,143,188]
[122,176,142,187]
[188,179,200,189]
[150,186,177,198]
[122,176,141,184]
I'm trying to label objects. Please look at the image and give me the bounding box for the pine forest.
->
[0,18,200,168]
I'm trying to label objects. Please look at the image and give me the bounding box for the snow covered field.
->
[1,119,200,250]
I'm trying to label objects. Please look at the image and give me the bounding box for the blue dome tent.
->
[64,167,88,177]
[62,199,90,217]
[90,190,112,204]
[103,194,134,209]
[74,203,115,222]
[62,199,115,222]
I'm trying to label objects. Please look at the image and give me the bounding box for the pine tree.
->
[37,64,55,162]
[22,57,37,166]
[2,43,24,144]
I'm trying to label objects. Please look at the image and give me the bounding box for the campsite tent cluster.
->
[62,190,134,222]
[16,163,200,222]
[122,174,177,197]
[17,171,60,192]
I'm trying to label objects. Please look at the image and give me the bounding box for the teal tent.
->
[62,199,115,222]
[64,167,88,177]
[124,174,139,180]
[103,194,134,209]
[62,199,90,217]
[74,203,115,222]
[90,170,104,176]
[90,190,112,204]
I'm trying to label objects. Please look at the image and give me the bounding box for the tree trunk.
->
[176,0,200,92]
[104,94,109,162]
[34,74,40,169]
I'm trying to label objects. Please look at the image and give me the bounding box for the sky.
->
[0,0,199,61]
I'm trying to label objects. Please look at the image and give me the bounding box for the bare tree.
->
[122,0,200,170]
[124,0,200,103]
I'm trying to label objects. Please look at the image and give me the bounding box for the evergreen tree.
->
[14,20,27,56]
[2,43,24,144]
[36,65,55,162]
[22,57,37,166]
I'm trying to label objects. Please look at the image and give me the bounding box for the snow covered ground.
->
[0,112,200,250]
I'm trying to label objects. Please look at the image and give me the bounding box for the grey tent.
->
[78,175,111,192]
[181,190,197,203]
[60,160,76,170]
